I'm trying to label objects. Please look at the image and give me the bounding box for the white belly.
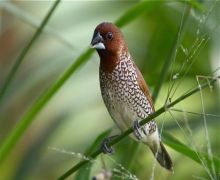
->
[107,98,138,132]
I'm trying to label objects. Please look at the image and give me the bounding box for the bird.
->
[90,22,173,171]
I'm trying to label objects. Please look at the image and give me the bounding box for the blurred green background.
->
[0,1,219,180]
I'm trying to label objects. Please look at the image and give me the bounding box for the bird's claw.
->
[133,120,144,140]
[101,137,115,154]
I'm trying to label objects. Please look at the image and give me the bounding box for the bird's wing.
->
[133,63,155,111]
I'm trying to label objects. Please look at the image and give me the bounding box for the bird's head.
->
[90,22,127,56]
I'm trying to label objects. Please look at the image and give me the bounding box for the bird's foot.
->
[133,120,145,140]
[101,135,118,154]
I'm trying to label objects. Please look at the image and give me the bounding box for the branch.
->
[58,76,219,180]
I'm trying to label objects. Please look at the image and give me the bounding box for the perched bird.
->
[90,22,173,171]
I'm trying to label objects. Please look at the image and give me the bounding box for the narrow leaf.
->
[162,132,220,172]
[0,0,61,102]
[0,48,94,163]
[115,2,158,27]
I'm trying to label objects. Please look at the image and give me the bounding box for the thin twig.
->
[58,76,219,180]
[170,108,220,118]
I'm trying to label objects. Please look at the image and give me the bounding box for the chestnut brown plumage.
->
[91,22,173,171]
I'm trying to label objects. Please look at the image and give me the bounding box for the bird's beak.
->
[90,32,105,50]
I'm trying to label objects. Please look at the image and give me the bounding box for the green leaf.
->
[152,4,191,102]
[162,132,220,172]
[0,48,94,163]
[115,2,158,27]
[0,0,61,102]
[74,162,92,180]
[115,0,205,28]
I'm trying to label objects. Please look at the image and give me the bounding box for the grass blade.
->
[0,0,61,102]
[115,1,158,27]
[0,48,93,163]
[0,3,74,50]
[152,3,191,102]
[162,132,220,172]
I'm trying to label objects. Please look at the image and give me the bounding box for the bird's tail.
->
[149,142,173,171]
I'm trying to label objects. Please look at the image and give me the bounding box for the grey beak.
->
[90,32,105,50]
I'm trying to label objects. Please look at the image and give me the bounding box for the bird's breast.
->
[99,55,154,130]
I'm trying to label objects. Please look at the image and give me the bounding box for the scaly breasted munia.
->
[90,22,173,171]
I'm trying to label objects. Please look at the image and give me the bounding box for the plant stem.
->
[152,4,191,102]
[58,76,219,180]
[0,0,61,103]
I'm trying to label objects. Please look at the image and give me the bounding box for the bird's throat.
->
[98,51,119,73]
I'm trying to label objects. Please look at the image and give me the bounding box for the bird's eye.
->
[106,32,113,40]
